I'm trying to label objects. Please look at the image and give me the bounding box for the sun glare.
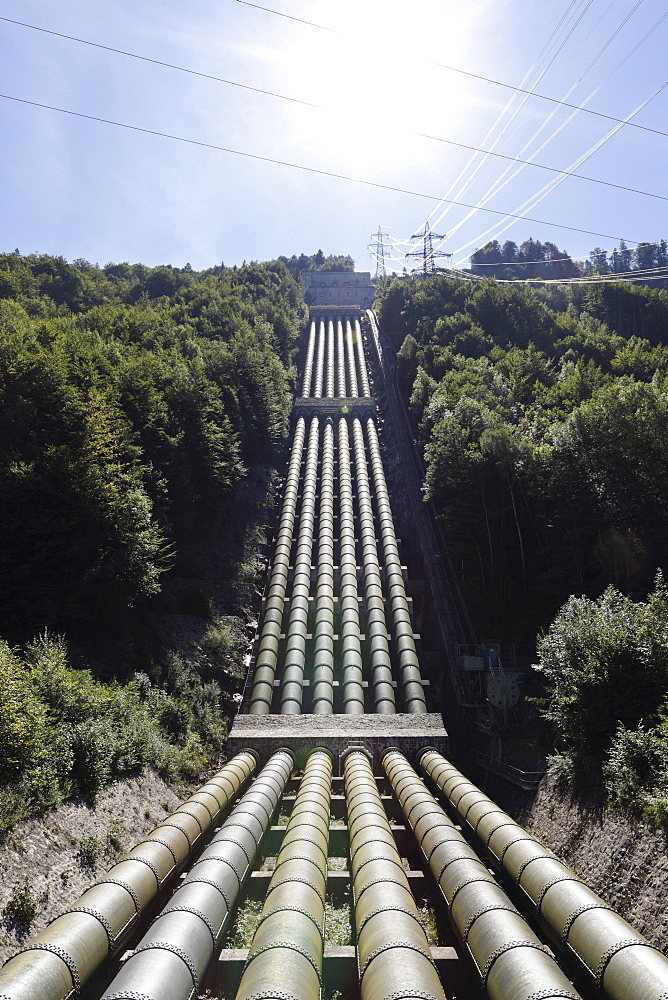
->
[274,0,490,176]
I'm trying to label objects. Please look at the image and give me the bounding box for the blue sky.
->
[0,0,666,273]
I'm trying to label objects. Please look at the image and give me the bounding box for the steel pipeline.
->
[249,415,306,714]
[351,416,395,714]
[281,415,320,714]
[344,749,446,1000]
[419,749,668,1000]
[99,750,293,1000]
[301,319,317,397]
[236,748,332,1000]
[312,418,335,713]
[0,750,257,1000]
[337,416,365,713]
[364,415,427,713]
[383,750,584,1000]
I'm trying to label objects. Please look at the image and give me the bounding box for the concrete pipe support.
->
[281,415,320,714]
[419,749,668,1000]
[99,750,293,1000]
[345,318,359,397]
[249,415,306,714]
[364,416,427,713]
[0,750,257,1000]
[236,748,332,1000]
[351,416,396,714]
[337,417,365,713]
[312,418,335,714]
[344,749,446,1000]
[384,751,584,1000]
[301,319,317,397]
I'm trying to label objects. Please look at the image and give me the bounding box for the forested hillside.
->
[0,251,307,832]
[376,273,668,814]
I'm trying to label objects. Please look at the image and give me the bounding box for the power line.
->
[226,2,668,143]
[418,131,668,204]
[4,14,668,209]
[0,92,647,246]
[235,1,335,32]
[0,15,323,109]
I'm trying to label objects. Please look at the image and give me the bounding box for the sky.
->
[0,0,667,274]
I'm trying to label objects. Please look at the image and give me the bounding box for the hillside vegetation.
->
[0,251,307,833]
[376,272,668,816]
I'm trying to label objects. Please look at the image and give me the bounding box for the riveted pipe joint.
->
[345,750,446,1000]
[384,750,584,1000]
[235,748,332,1000]
[419,749,668,1000]
[0,750,257,1000]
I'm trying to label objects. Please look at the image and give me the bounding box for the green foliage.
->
[0,255,306,642]
[377,272,668,652]
[227,898,263,947]
[78,834,104,866]
[0,634,228,834]
[324,901,352,946]
[535,577,668,760]
[3,877,48,929]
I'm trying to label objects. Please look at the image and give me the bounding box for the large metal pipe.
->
[281,416,319,714]
[419,749,668,1000]
[354,316,371,397]
[384,750,584,1000]
[236,749,332,1000]
[337,416,365,713]
[325,318,335,398]
[312,418,335,714]
[249,415,306,714]
[364,416,427,713]
[0,751,257,1000]
[336,317,347,397]
[313,318,326,398]
[344,750,446,1000]
[99,750,293,1000]
[351,416,395,714]
[344,318,359,397]
[301,318,317,397]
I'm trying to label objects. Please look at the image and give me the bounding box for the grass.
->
[324,902,352,946]
[227,898,263,948]
[327,857,348,871]
[417,904,439,945]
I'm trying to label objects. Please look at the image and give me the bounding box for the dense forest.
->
[0,251,307,833]
[470,236,668,283]
[376,271,668,815]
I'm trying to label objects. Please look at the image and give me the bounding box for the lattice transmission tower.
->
[405,223,452,275]
[369,226,391,276]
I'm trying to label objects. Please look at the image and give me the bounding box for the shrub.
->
[4,878,48,928]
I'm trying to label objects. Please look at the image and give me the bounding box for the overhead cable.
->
[230,1,668,141]
[0,15,323,109]
[4,14,667,210]
[0,91,647,245]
